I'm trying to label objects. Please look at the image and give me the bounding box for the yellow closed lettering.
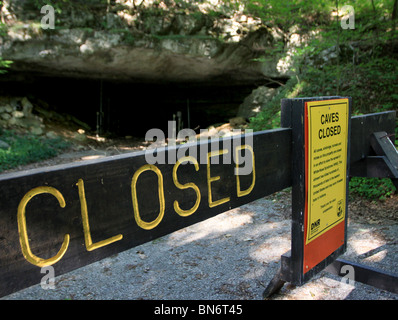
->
[131,164,165,230]
[17,186,70,267]
[172,156,201,217]
[207,150,230,208]
[15,143,257,267]
[235,145,256,197]
[77,179,123,251]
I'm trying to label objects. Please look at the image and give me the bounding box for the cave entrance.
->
[1,74,260,138]
[95,79,257,137]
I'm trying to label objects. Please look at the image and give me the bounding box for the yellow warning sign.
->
[305,99,349,244]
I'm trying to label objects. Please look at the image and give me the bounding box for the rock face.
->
[237,86,278,119]
[0,1,302,137]
[0,96,45,134]
[0,0,292,84]
[0,95,92,138]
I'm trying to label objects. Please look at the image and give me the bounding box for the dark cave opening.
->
[0,73,283,138]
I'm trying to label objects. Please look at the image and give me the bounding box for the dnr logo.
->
[337,199,344,217]
[311,219,320,231]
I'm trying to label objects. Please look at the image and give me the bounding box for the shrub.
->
[349,177,396,201]
[0,130,70,172]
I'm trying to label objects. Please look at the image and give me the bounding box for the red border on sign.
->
[303,100,345,274]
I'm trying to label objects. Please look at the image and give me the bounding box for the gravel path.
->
[2,189,397,300]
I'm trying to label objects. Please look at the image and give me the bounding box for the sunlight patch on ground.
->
[167,209,254,246]
[363,249,388,263]
[347,225,387,260]
[276,277,356,300]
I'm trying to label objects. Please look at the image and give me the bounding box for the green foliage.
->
[0,22,6,37]
[249,0,398,132]
[247,0,398,201]
[0,130,71,172]
[282,56,398,115]
[245,0,333,32]
[0,18,12,73]
[109,28,135,45]
[249,77,299,131]
[0,57,12,74]
[33,0,70,13]
[0,19,12,73]
[349,177,396,200]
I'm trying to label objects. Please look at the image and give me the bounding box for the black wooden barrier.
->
[0,97,397,298]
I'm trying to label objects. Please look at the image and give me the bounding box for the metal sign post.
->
[264,96,352,295]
